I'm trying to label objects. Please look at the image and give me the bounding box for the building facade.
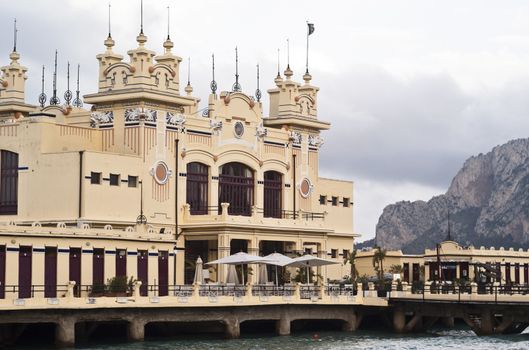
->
[356,241,529,285]
[0,25,356,298]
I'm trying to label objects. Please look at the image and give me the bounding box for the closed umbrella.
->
[226,265,240,284]
[193,256,204,284]
[258,263,269,284]
[287,254,339,284]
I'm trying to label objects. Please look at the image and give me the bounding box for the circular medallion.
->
[299,178,312,198]
[234,121,244,138]
[153,161,170,185]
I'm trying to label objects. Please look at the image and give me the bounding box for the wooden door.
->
[460,262,469,280]
[158,251,168,296]
[412,263,420,282]
[18,246,32,298]
[69,248,81,296]
[515,263,520,284]
[137,250,148,296]
[0,245,5,299]
[44,247,57,298]
[524,264,528,284]
[116,249,127,278]
[93,249,105,287]
[505,263,511,284]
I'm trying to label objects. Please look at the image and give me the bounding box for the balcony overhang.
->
[263,116,330,131]
[84,88,198,107]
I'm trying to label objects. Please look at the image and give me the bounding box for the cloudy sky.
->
[3,0,529,240]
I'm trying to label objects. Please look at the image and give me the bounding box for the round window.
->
[234,121,244,138]
[299,177,312,198]
[154,161,170,185]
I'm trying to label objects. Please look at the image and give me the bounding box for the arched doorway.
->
[186,162,209,215]
[218,162,254,216]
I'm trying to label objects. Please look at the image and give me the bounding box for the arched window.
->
[186,162,209,215]
[219,162,254,216]
[0,150,18,215]
[264,171,282,218]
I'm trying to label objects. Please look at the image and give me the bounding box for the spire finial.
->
[140,0,144,35]
[232,46,241,92]
[277,48,281,77]
[185,57,193,96]
[284,39,293,78]
[64,61,72,106]
[255,64,261,102]
[38,65,47,108]
[73,64,83,108]
[166,6,170,40]
[210,53,217,94]
[13,18,17,53]
[108,3,112,38]
[50,50,60,105]
[306,21,315,75]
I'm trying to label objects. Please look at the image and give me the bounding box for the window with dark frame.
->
[331,249,338,259]
[0,150,18,215]
[187,162,209,215]
[109,173,120,186]
[331,196,338,206]
[128,175,138,188]
[264,171,282,218]
[218,162,254,216]
[343,197,350,207]
[90,172,102,185]
[319,195,326,205]
[343,249,349,260]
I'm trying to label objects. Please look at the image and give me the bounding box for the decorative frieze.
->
[125,108,157,123]
[166,112,186,132]
[255,122,268,138]
[308,134,324,148]
[288,130,302,144]
[90,111,113,128]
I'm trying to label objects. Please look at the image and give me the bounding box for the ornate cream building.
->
[0,23,356,298]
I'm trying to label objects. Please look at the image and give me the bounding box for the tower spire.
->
[64,61,72,106]
[255,63,261,102]
[304,21,315,83]
[13,18,17,53]
[185,57,193,96]
[50,50,60,105]
[277,48,280,77]
[73,64,83,108]
[284,39,293,78]
[210,53,217,94]
[232,47,241,92]
[38,65,47,108]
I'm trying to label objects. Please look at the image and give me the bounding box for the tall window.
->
[187,162,209,215]
[264,171,282,218]
[219,162,254,216]
[0,150,18,215]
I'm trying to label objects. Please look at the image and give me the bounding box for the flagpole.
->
[306,22,310,74]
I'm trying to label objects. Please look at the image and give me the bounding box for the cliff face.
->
[375,138,529,253]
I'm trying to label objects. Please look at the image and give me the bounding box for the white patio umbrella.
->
[287,254,339,284]
[258,263,269,284]
[193,256,204,284]
[263,252,295,285]
[226,265,240,284]
[207,252,271,285]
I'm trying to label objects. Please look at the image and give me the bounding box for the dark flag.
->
[308,23,315,35]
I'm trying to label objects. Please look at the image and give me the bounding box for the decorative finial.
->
[135,0,147,45]
[255,64,261,102]
[64,62,72,106]
[50,50,60,105]
[210,53,217,94]
[185,57,193,96]
[38,65,47,108]
[13,18,17,53]
[284,39,293,78]
[73,64,83,108]
[104,3,115,50]
[276,48,281,78]
[232,46,241,92]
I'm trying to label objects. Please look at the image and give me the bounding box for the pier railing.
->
[0,281,390,310]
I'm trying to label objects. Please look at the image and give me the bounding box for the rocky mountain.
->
[375,138,529,254]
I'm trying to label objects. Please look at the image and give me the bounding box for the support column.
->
[55,319,75,347]
[393,308,406,333]
[217,234,230,283]
[342,312,359,332]
[224,317,240,339]
[276,316,291,335]
[127,320,145,342]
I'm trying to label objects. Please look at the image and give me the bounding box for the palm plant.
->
[372,246,387,281]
